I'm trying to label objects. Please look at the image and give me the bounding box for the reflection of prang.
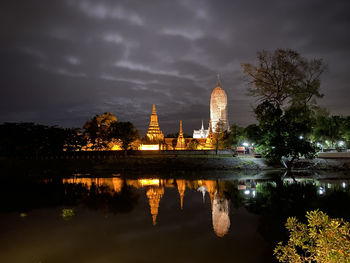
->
[176,179,186,209]
[146,186,164,226]
[212,192,230,237]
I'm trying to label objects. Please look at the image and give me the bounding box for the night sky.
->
[1,0,350,135]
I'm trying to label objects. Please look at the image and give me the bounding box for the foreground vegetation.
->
[274,210,350,263]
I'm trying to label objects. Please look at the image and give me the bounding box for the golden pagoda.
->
[176,179,186,209]
[146,186,164,226]
[146,104,164,142]
[203,119,215,150]
[175,120,186,150]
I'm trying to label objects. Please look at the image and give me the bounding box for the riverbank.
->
[1,154,350,178]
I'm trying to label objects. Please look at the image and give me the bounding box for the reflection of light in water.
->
[212,192,230,237]
[139,179,160,186]
[252,190,256,197]
[197,186,207,203]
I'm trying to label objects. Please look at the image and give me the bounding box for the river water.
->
[0,172,349,263]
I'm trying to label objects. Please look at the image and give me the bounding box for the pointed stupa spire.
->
[152,104,156,115]
[216,73,221,87]
[179,120,183,136]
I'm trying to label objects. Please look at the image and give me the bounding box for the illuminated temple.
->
[193,75,229,137]
[140,104,214,150]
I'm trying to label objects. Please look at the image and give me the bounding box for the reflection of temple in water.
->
[62,177,232,237]
[212,192,230,237]
[146,186,164,226]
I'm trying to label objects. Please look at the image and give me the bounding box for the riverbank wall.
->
[1,151,350,177]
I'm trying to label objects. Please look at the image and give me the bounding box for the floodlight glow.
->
[244,189,250,195]
[338,141,344,146]
[242,142,249,147]
[318,187,324,195]
[299,135,303,139]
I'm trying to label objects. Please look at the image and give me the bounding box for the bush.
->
[274,210,350,263]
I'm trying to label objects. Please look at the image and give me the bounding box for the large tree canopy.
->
[242,49,326,166]
[242,49,325,108]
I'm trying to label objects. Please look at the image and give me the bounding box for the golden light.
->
[139,144,159,150]
[139,179,160,186]
[111,144,122,150]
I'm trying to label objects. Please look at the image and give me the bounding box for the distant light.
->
[299,135,303,139]
[327,183,331,189]
[139,179,160,186]
[244,189,250,195]
[342,182,346,188]
[318,187,324,195]
[316,142,322,147]
[139,144,159,150]
[243,142,249,147]
[252,143,254,146]
[339,141,344,146]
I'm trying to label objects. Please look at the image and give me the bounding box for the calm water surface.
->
[0,172,350,263]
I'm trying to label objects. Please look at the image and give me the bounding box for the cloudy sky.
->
[1,0,350,135]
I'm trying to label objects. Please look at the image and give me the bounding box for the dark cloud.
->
[0,0,349,135]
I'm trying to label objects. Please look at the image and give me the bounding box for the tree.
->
[213,120,227,154]
[109,122,139,152]
[64,128,88,151]
[274,210,350,263]
[226,123,246,149]
[313,114,349,150]
[242,49,326,166]
[188,139,200,150]
[83,112,117,150]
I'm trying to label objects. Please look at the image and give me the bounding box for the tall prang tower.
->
[210,75,229,132]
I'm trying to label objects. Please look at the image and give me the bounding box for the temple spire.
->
[216,73,221,86]
[179,120,183,136]
[175,120,186,150]
[146,104,164,142]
